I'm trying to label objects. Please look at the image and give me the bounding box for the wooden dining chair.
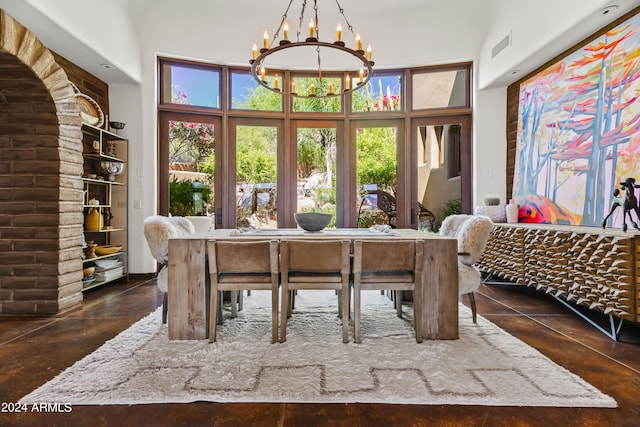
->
[352,239,424,343]
[207,239,279,343]
[279,239,351,343]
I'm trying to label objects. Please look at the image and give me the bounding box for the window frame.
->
[157,56,474,226]
[159,57,223,113]
[409,63,472,113]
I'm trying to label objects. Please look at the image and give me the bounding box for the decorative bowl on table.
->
[294,212,332,232]
[95,245,122,256]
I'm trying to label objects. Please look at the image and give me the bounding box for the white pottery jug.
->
[506,199,519,223]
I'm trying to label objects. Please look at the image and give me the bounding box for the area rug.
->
[20,290,616,407]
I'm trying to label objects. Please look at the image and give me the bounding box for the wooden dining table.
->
[167,228,459,341]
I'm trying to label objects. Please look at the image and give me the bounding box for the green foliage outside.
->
[236,125,277,184]
[169,178,212,216]
[292,78,342,113]
[356,127,397,194]
[234,81,282,111]
[297,136,325,178]
[434,198,461,232]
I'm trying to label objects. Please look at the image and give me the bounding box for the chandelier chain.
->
[314,0,321,83]
[271,0,295,47]
[317,45,322,83]
[313,0,319,40]
[296,0,308,42]
[335,0,356,36]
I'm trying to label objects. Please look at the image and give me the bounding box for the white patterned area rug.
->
[21,290,616,407]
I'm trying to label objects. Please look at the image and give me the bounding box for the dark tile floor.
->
[1,278,639,427]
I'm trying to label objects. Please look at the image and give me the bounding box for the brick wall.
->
[0,10,84,314]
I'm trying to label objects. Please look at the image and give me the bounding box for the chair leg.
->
[341,284,349,343]
[217,291,223,325]
[162,293,168,324]
[468,292,477,323]
[237,290,244,312]
[280,283,289,343]
[209,284,220,342]
[287,290,294,318]
[271,287,278,344]
[230,291,238,318]
[354,285,361,343]
[413,287,423,343]
[396,290,403,318]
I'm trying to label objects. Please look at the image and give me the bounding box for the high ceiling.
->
[0,0,636,87]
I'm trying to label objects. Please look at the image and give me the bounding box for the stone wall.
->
[0,10,84,314]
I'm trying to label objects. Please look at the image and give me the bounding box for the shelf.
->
[83,228,125,233]
[82,273,128,291]
[83,252,126,264]
[81,122,128,293]
[83,177,126,185]
[84,153,127,163]
[81,123,126,140]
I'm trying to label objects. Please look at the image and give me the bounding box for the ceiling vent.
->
[491,32,511,58]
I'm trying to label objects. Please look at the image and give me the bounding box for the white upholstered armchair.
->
[439,214,493,323]
[143,215,196,323]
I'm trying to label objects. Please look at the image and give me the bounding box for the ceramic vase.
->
[506,199,519,223]
[85,207,101,231]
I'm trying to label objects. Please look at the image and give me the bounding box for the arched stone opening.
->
[0,10,84,314]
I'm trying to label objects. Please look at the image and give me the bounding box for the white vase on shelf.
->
[506,199,519,223]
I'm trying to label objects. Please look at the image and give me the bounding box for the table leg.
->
[168,238,208,340]
[420,238,459,340]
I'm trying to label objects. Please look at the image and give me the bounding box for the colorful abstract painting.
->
[513,11,640,228]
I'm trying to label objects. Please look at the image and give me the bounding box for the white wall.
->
[473,86,508,206]
[109,84,155,274]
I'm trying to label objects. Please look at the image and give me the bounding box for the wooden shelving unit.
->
[81,123,128,290]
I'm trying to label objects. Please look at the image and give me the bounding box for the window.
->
[352,73,403,112]
[158,57,473,225]
[412,68,468,110]
[291,76,342,113]
[230,70,282,111]
[160,61,221,109]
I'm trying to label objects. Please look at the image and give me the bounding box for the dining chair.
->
[279,239,351,343]
[439,214,494,323]
[143,215,196,324]
[352,239,424,343]
[207,239,280,343]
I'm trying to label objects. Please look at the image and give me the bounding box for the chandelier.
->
[249,0,374,99]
